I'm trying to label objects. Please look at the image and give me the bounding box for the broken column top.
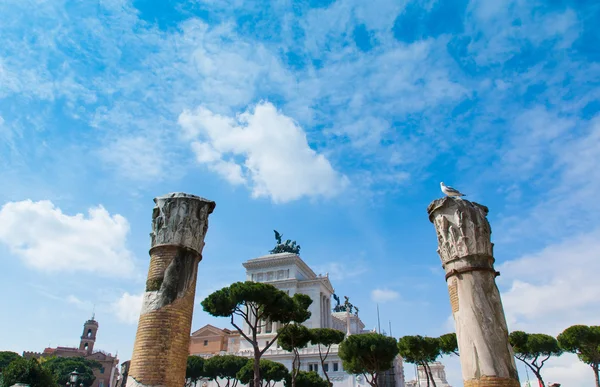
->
[427,197,488,223]
[427,197,493,265]
[150,192,216,254]
[154,192,216,209]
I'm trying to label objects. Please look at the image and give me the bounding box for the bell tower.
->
[79,314,98,354]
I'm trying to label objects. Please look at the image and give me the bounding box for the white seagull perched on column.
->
[440,182,466,197]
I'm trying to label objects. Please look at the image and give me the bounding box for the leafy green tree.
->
[438,333,458,357]
[237,359,288,387]
[509,331,562,387]
[338,333,398,387]
[278,324,312,387]
[2,357,56,387]
[186,356,206,387]
[397,335,441,387]
[204,355,248,387]
[286,371,329,387]
[261,359,289,387]
[309,328,345,386]
[202,281,312,387]
[557,325,600,387]
[0,351,21,373]
[43,356,101,387]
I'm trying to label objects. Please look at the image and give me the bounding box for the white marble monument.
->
[405,362,452,387]
[197,252,405,387]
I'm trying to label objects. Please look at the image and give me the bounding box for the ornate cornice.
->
[243,253,317,278]
[297,278,335,294]
[269,279,298,287]
[150,193,215,256]
[427,197,493,267]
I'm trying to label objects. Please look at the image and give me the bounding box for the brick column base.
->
[464,376,521,387]
[128,246,199,387]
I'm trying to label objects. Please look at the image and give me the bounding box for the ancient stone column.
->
[127,193,215,387]
[427,197,519,387]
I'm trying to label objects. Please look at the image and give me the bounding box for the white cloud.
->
[0,200,135,276]
[179,101,349,203]
[112,292,143,325]
[537,354,593,386]
[371,288,400,303]
[498,230,600,334]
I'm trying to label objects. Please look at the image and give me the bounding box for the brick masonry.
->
[448,278,459,313]
[128,245,199,387]
[464,376,521,387]
[146,246,173,284]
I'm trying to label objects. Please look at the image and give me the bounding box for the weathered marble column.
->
[427,197,519,387]
[127,193,215,387]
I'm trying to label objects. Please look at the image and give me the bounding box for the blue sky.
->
[1,0,599,385]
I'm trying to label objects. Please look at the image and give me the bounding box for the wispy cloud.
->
[1,0,595,209]
[313,261,368,281]
[371,288,400,303]
[495,116,600,245]
[66,295,94,312]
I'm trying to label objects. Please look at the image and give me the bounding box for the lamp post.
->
[66,370,83,387]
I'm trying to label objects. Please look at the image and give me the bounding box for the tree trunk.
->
[425,363,437,387]
[422,363,431,387]
[318,344,332,387]
[593,363,600,387]
[531,369,545,387]
[292,349,299,387]
[369,372,378,387]
[254,350,261,387]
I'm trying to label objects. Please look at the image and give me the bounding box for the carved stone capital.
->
[150,193,216,256]
[427,197,493,269]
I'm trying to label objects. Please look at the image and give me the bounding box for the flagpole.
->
[377,304,381,334]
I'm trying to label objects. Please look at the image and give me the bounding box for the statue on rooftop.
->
[332,294,358,314]
[333,294,342,311]
[343,296,354,314]
[269,230,301,255]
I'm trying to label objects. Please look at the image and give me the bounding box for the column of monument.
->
[127,193,216,387]
[427,197,519,387]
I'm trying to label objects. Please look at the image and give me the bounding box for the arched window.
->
[84,343,89,350]
[87,329,93,338]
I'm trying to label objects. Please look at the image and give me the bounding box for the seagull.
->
[440,182,466,197]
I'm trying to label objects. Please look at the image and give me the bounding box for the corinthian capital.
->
[427,197,493,266]
[150,192,216,255]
